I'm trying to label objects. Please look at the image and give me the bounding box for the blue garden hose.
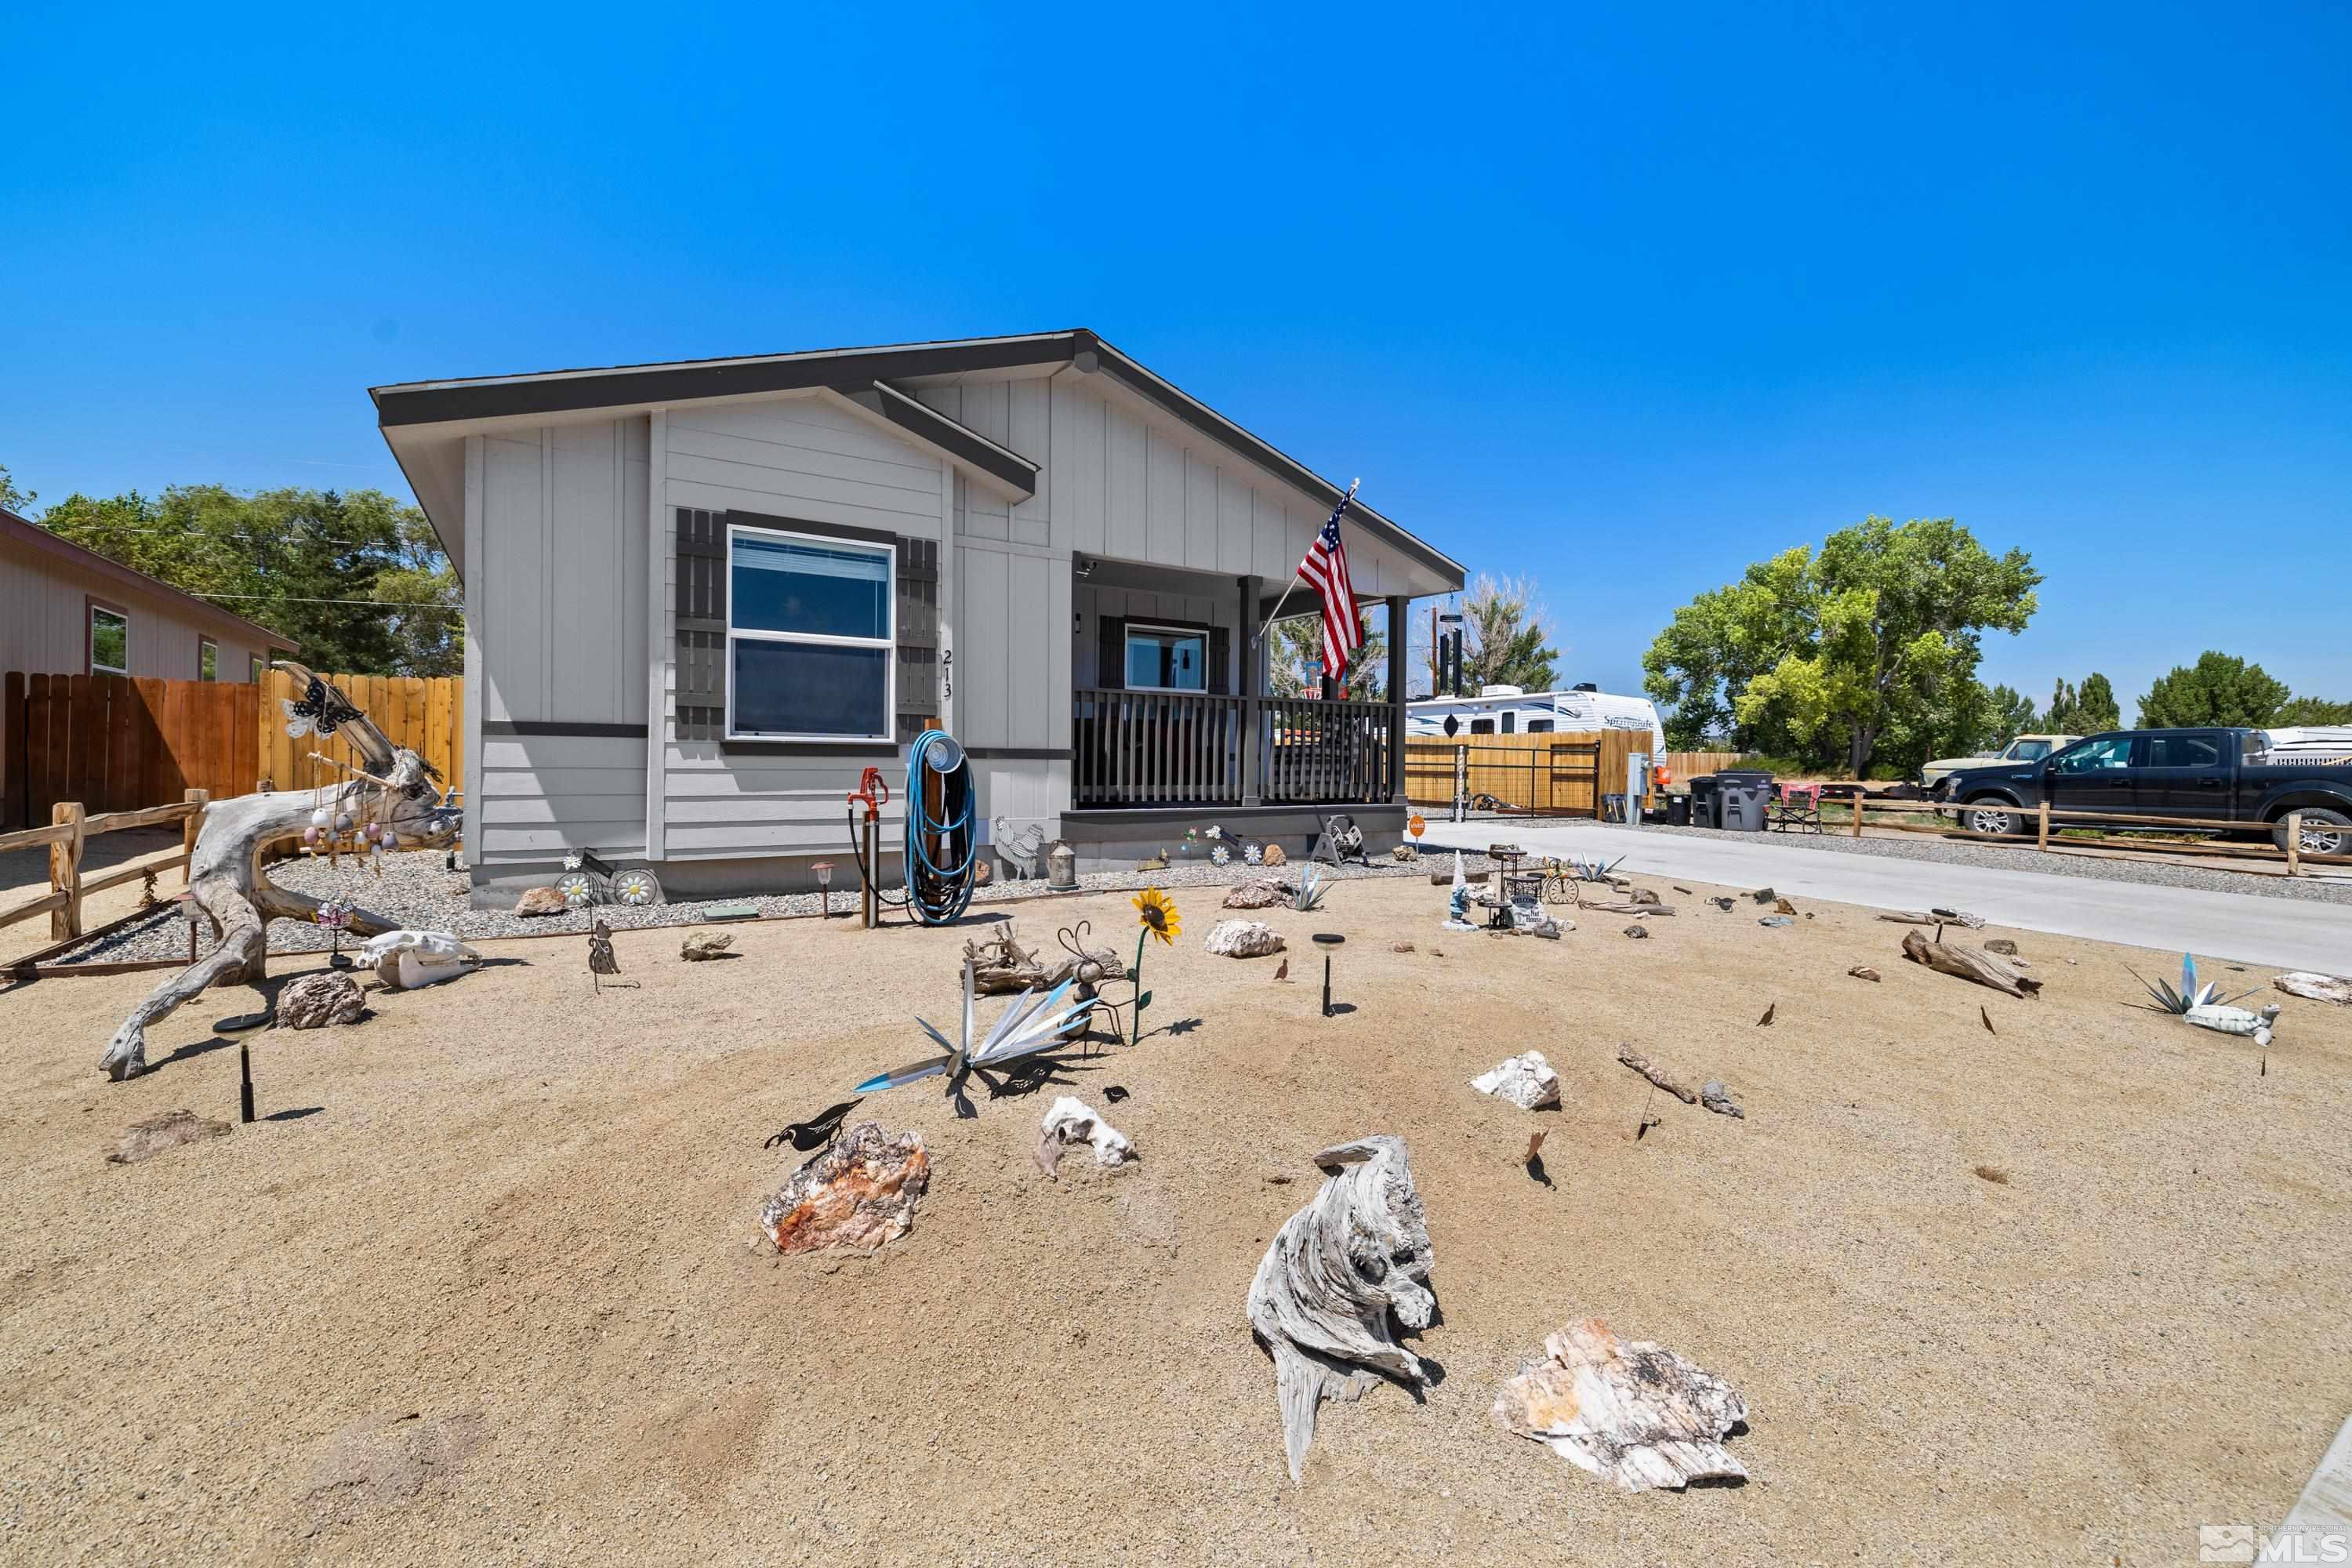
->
[904,729,977,925]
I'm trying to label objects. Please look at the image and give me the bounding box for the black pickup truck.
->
[1933,728,2352,856]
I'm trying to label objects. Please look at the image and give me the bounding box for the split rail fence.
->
[1828,792,2351,877]
[0,792,208,960]
[2,670,462,832]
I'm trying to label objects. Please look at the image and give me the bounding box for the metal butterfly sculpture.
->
[855,956,1096,1118]
[281,675,364,741]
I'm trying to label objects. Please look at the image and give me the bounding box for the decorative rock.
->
[1390,941,1416,953]
[1471,1051,1563,1110]
[1849,965,1882,982]
[1390,844,1414,862]
[1223,877,1289,909]
[279,970,366,1030]
[1750,887,1777,905]
[1204,919,1286,958]
[758,1121,930,1255]
[2275,971,2352,1005]
[1984,938,2020,956]
[1491,1317,1750,1491]
[680,931,735,961]
[1758,915,1794,928]
[1261,844,1288,867]
[1034,1095,1135,1177]
[1623,924,1649,938]
[514,886,569,916]
[1700,1079,1745,1118]
[106,1109,230,1165]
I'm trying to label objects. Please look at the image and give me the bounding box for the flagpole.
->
[1253,477,1357,647]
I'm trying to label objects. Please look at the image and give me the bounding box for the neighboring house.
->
[1,506,296,682]
[372,330,1465,902]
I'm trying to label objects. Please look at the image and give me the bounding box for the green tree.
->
[1986,683,2039,745]
[0,462,34,515]
[1456,573,1559,693]
[2136,652,2290,730]
[2043,672,2121,733]
[1269,608,1388,700]
[34,484,462,675]
[2271,695,2352,726]
[1644,516,2040,775]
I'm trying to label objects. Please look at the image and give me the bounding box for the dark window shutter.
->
[1097,615,1126,691]
[895,537,939,734]
[674,508,728,739]
[1208,626,1231,695]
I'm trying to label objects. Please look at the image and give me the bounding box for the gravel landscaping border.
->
[37,848,1483,969]
[1430,815,2352,907]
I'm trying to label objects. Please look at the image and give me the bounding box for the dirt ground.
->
[2,873,2347,1566]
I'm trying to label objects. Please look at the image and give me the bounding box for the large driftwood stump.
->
[1246,1136,1436,1484]
[1493,1318,1750,1491]
[99,663,463,1080]
[1899,929,2042,998]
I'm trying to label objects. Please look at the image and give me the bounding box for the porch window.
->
[725,525,895,741]
[89,604,129,676]
[1124,626,1207,691]
[198,638,217,681]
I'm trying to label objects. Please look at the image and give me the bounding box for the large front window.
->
[1125,626,1206,691]
[726,526,895,741]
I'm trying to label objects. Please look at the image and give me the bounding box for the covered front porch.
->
[1065,557,1409,815]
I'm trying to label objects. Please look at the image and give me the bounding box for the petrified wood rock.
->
[757,1121,930,1255]
[2275,971,2352,1005]
[1246,1136,1436,1484]
[514,887,568,916]
[1205,919,1286,958]
[1494,1317,1749,1491]
[280,971,365,1029]
[1899,930,2042,998]
[106,1109,230,1165]
[1222,877,1289,909]
[680,931,734,961]
[1472,1051,1563,1110]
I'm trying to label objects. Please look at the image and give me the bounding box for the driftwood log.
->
[1899,929,2042,998]
[1246,1136,1436,1484]
[98,663,462,1080]
[1492,1318,1750,1490]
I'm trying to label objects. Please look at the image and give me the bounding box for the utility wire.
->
[188,593,464,610]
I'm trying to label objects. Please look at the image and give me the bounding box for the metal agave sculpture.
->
[2126,953,2260,1014]
[1567,855,1627,882]
[855,956,1096,1115]
[1290,863,1330,913]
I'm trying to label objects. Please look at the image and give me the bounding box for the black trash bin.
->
[1666,793,1692,827]
[1689,775,1724,829]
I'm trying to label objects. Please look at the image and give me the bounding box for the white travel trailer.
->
[1406,684,1668,753]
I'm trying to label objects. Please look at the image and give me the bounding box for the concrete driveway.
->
[1422,819,2352,973]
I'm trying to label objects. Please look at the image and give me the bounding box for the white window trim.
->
[198,637,218,681]
[90,604,131,677]
[1122,622,1211,694]
[722,522,897,744]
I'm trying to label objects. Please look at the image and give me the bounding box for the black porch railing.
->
[1072,688,1396,808]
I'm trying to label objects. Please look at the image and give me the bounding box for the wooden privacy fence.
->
[1664,750,1751,779]
[0,792,206,956]
[1406,730,1658,817]
[2,671,462,830]
[4,674,255,831]
[254,669,463,800]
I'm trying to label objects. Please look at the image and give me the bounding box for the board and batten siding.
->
[908,370,1418,601]
[466,418,652,869]
[655,392,949,862]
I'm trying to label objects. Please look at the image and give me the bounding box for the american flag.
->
[1298,482,1363,683]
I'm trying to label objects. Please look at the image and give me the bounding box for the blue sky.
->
[3,2,2346,713]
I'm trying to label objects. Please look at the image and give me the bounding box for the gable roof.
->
[0,508,299,649]
[371,330,1462,588]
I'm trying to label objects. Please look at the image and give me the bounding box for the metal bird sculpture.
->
[855,956,1095,1118]
[587,919,619,993]
[764,1097,862,1152]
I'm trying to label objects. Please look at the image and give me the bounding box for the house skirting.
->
[1056,803,1407,873]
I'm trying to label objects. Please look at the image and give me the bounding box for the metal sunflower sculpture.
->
[1127,887,1179,1046]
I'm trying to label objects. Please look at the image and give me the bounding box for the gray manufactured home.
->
[372,331,1465,902]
